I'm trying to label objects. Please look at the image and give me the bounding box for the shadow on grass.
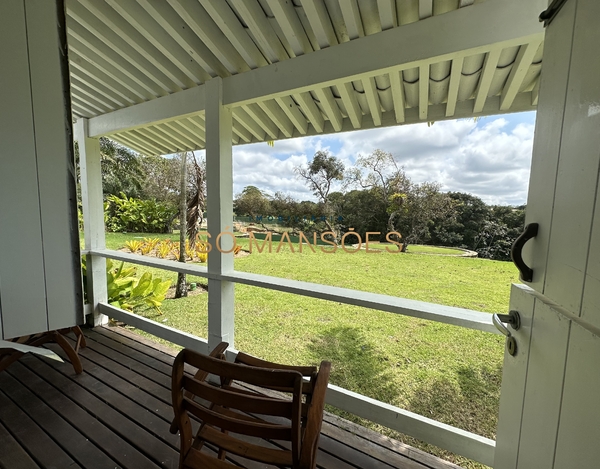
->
[306,325,398,404]
[407,363,502,439]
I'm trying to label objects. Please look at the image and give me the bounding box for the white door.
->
[494,0,600,468]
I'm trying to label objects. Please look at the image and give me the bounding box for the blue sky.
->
[221,111,537,206]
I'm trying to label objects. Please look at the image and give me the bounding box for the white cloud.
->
[230,115,535,206]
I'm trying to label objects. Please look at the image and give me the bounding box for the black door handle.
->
[511,223,538,282]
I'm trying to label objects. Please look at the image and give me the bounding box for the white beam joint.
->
[419,65,429,120]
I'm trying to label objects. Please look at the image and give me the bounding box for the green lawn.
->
[99,232,517,468]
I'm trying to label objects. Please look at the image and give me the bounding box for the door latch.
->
[493,310,521,356]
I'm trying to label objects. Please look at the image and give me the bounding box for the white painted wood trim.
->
[91,249,500,334]
[326,384,495,466]
[83,0,544,139]
[76,119,108,326]
[88,85,205,137]
[223,0,545,107]
[98,301,494,465]
[99,302,209,354]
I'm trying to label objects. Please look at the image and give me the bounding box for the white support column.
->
[205,77,235,350]
[75,118,108,327]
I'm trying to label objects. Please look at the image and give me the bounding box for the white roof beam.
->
[232,121,253,143]
[87,85,205,137]
[338,82,362,129]
[389,70,406,123]
[122,130,168,155]
[134,128,175,154]
[473,49,502,114]
[110,134,154,156]
[67,2,182,93]
[67,36,154,101]
[179,118,206,143]
[70,77,122,110]
[199,0,268,69]
[419,65,429,120]
[69,52,141,106]
[419,0,433,19]
[339,0,364,39]
[105,0,212,82]
[500,40,543,111]
[224,0,545,107]
[314,88,343,131]
[79,0,194,90]
[142,126,184,152]
[163,0,250,75]
[243,104,280,139]
[377,0,397,30]
[363,77,382,126]
[267,0,313,56]
[293,92,325,133]
[67,20,169,97]
[299,0,338,48]
[137,0,230,78]
[257,100,295,138]
[160,122,202,150]
[275,96,309,135]
[233,108,267,141]
[230,0,289,63]
[445,56,463,117]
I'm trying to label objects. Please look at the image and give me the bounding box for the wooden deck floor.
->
[0,326,462,469]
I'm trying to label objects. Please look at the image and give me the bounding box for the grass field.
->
[98,232,518,468]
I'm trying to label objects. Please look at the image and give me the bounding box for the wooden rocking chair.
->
[171,345,330,468]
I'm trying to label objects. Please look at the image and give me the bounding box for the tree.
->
[294,151,344,236]
[175,152,188,298]
[387,180,455,251]
[234,186,271,219]
[186,155,207,245]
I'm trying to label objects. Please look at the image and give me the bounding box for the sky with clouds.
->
[201,111,536,206]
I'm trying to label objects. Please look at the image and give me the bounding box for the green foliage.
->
[81,257,171,313]
[105,193,176,233]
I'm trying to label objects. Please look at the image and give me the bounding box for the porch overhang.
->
[68,0,546,155]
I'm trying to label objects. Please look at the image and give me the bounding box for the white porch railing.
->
[91,248,498,466]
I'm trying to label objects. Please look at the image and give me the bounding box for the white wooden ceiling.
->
[66,0,546,155]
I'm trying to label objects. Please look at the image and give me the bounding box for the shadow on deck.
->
[0,326,463,469]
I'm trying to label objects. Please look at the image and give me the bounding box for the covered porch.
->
[0,325,461,469]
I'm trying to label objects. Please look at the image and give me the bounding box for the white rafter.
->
[79,0,194,90]
[243,103,280,139]
[105,0,212,82]
[500,40,543,111]
[419,65,429,120]
[267,0,312,56]
[339,82,362,128]
[293,92,324,132]
[199,0,269,69]
[233,108,267,141]
[257,99,295,138]
[231,0,289,64]
[164,0,250,75]
[275,96,309,135]
[363,77,382,126]
[299,0,338,48]
[389,70,405,123]
[224,0,545,107]
[445,56,464,117]
[314,88,343,131]
[377,0,397,30]
[339,0,364,39]
[473,49,502,113]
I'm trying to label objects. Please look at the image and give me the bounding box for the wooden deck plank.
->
[0,388,80,469]
[0,420,39,469]
[1,367,116,469]
[0,326,462,469]
[17,354,174,469]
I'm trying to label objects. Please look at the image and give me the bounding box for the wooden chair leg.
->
[53,332,84,374]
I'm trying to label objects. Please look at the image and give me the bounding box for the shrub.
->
[105,193,176,233]
[82,258,171,313]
